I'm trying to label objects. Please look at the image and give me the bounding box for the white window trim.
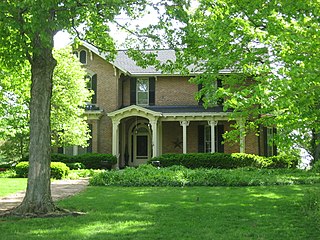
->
[136,78,149,106]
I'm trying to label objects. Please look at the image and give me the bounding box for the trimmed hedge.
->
[149,153,298,169]
[21,153,117,170]
[15,161,70,179]
[90,164,318,187]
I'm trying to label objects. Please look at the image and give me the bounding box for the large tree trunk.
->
[10,33,58,216]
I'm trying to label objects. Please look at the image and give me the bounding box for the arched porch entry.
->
[108,105,162,168]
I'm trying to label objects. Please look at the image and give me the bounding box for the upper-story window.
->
[85,74,97,104]
[136,78,149,105]
[73,50,87,65]
[130,77,155,106]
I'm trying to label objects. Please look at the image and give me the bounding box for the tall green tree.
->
[0,0,158,216]
[150,0,319,162]
[0,47,91,161]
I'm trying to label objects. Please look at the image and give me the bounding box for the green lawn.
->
[0,178,27,197]
[0,185,319,240]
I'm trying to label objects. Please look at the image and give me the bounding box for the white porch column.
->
[112,119,120,168]
[180,120,190,154]
[238,119,246,153]
[208,120,218,153]
[150,119,159,158]
[158,121,163,155]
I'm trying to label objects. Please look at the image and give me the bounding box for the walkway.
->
[0,178,89,213]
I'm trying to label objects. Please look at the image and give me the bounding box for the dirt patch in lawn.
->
[0,178,89,213]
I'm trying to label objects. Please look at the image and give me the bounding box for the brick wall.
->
[156,76,198,106]
[80,48,118,154]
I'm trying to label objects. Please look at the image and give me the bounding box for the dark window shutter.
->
[87,124,93,153]
[91,74,97,104]
[198,125,205,153]
[130,77,137,105]
[263,127,268,156]
[273,128,277,156]
[198,84,204,106]
[217,79,223,88]
[216,125,224,153]
[149,77,155,106]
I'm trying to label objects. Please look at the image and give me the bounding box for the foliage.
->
[150,153,298,169]
[0,169,17,178]
[50,162,70,179]
[0,0,180,214]
[21,153,117,170]
[311,160,320,173]
[90,164,319,187]
[15,161,70,179]
[0,47,92,162]
[139,0,320,161]
[72,153,117,170]
[66,169,100,180]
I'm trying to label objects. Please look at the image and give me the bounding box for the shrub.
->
[150,153,235,169]
[311,160,320,172]
[230,153,267,168]
[72,153,117,169]
[15,161,70,179]
[21,153,117,169]
[150,153,298,169]
[266,155,299,169]
[90,164,319,187]
[15,162,29,178]
[50,162,70,179]
[66,162,85,170]
[51,153,72,163]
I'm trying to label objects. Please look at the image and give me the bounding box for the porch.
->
[108,105,245,168]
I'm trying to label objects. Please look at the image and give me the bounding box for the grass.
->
[1,184,319,239]
[0,178,27,197]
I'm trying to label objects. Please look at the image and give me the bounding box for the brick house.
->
[64,42,276,168]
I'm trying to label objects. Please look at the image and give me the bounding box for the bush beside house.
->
[21,153,117,170]
[15,161,69,179]
[149,153,298,169]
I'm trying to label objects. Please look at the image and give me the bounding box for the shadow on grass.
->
[0,185,318,240]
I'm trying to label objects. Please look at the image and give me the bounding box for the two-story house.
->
[65,41,276,168]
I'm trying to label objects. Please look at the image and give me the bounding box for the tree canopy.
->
[0,47,91,161]
[0,0,165,216]
[145,0,320,161]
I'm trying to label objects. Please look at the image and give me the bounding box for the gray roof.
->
[114,50,176,76]
[81,41,231,76]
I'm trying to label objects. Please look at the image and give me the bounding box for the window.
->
[85,74,97,104]
[198,124,224,153]
[73,50,87,64]
[136,78,149,105]
[79,50,87,64]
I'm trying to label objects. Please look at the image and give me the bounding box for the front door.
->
[131,123,151,166]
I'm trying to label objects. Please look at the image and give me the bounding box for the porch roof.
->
[108,105,232,122]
